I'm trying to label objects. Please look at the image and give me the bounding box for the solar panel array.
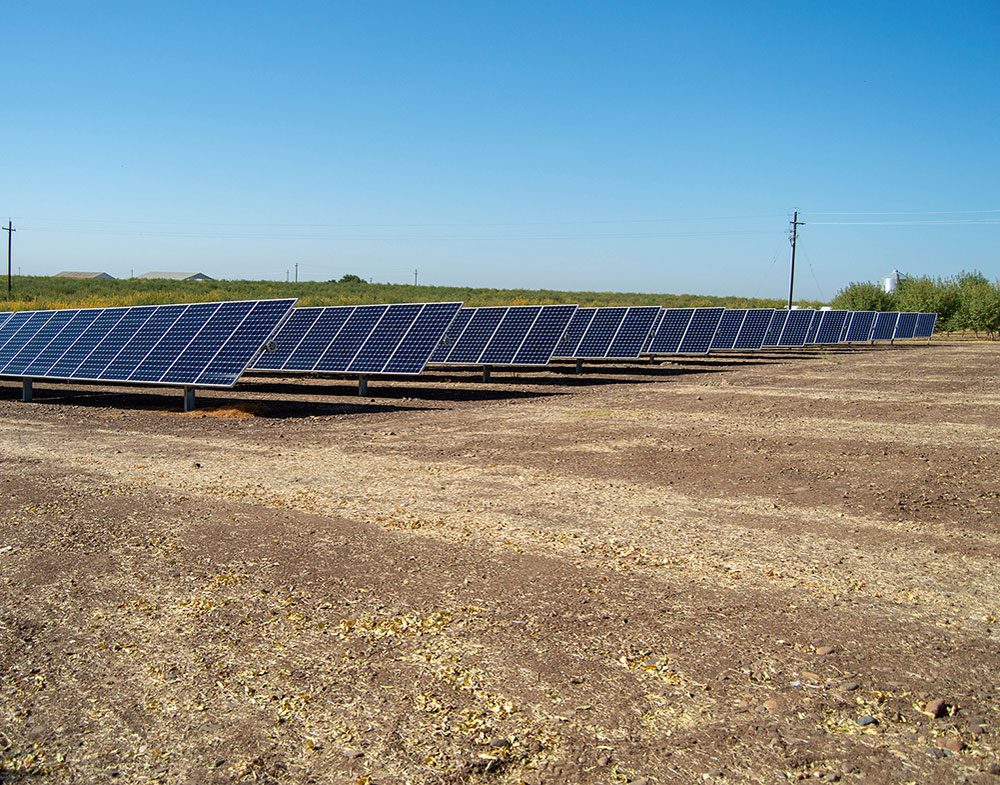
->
[0,300,295,388]
[252,302,462,374]
[430,305,577,365]
[552,306,660,359]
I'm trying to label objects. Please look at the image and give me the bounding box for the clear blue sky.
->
[5,1,998,300]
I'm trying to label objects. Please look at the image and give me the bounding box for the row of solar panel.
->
[0,300,295,388]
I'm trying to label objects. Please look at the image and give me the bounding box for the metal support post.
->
[183,387,196,412]
[482,367,491,382]
[358,376,368,396]
[21,378,32,403]
[575,360,583,374]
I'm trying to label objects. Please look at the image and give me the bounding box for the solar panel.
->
[643,308,665,353]
[647,308,694,354]
[0,299,296,388]
[732,309,774,350]
[893,312,919,339]
[710,309,748,350]
[913,312,938,338]
[761,310,790,347]
[253,302,462,374]
[870,312,899,341]
[429,308,475,363]
[838,313,853,343]
[777,309,815,347]
[430,305,576,366]
[812,310,849,344]
[843,311,878,343]
[804,310,823,344]
[677,307,725,354]
[551,306,660,359]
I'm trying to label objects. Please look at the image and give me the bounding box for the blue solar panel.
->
[732,309,774,350]
[647,309,694,354]
[777,310,815,347]
[571,308,627,357]
[843,311,877,343]
[710,309,747,350]
[870,312,899,341]
[893,312,919,339]
[812,310,849,344]
[479,307,542,364]
[251,308,322,370]
[447,308,507,363]
[804,310,823,344]
[552,308,597,358]
[643,309,665,353]
[251,303,462,375]
[0,300,295,388]
[913,312,937,339]
[429,308,475,363]
[513,305,578,364]
[677,307,725,354]
[606,307,661,358]
[761,311,790,347]
[839,314,853,342]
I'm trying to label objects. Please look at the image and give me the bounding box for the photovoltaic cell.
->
[893,312,919,339]
[842,311,878,343]
[870,312,899,341]
[643,308,665,353]
[252,308,322,370]
[777,310,815,347]
[572,308,627,357]
[913,313,937,339]
[812,310,849,344]
[710,309,747,350]
[0,300,295,388]
[512,305,578,364]
[647,309,694,354]
[447,308,507,363]
[761,310,790,347]
[732,309,774,350]
[839,314,853,342]
[605,307,661,358]
[677,307,725,354]
[385,303,469,373]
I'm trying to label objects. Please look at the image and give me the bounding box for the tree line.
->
[831,272,1000,337]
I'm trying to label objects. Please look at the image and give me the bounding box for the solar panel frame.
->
[870,311,899,341]
[677,307,725,354]
[732,309,775,350]
[776,309,815,347]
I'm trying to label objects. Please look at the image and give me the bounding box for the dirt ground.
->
[1,341,997,785]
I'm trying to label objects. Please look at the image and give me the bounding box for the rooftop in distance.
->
[137,272,214,281]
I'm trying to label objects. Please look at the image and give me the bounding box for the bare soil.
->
[1,342,997,784]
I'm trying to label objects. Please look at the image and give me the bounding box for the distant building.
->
[54,271,116,280]
[137,271,214,281]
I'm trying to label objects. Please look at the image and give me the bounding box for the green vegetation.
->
[2,275,797,312]
[831,271,1000,336]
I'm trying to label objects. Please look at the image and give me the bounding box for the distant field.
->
[1,275,801,311]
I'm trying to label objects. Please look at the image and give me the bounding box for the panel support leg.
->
[358,376,368,397]
[183,387,196,412]
[574,360,583,374]
[21,378,32,403]
[482,367,492,382]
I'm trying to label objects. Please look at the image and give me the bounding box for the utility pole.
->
[3,220,14,296]
[788,210,804,309]
[414,268,418,286]
[294,262,298,283]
